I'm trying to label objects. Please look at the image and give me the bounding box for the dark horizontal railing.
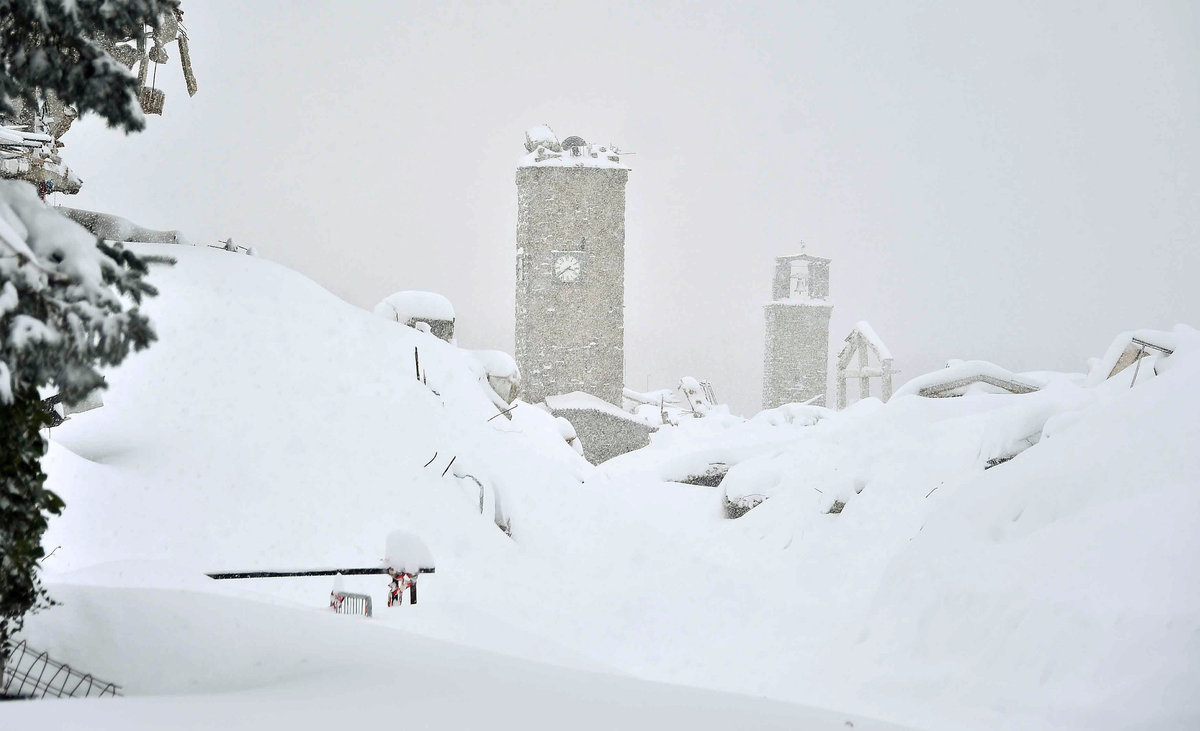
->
[207,567,434,580]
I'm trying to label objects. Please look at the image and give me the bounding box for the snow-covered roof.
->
[851,321,891,360]
[373,291,455,324]
[894,360,1041,399]
[775,252,831,264]
[546,391,651,424]
[0,126,51,148]
[1086,326,1195,386]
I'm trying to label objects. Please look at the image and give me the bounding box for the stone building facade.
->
[762,252,834,409]
[545,393,652,465]
[515,129,628,406]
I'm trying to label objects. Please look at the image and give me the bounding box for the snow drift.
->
[17,242,1198,731]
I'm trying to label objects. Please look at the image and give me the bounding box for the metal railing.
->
[1,640,122,699]
[330,591,372,617]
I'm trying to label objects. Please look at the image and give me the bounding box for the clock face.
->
[554,254,582,283]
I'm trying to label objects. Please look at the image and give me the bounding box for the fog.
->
[60,0,1198,414]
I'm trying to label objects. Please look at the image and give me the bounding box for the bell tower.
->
[762,249,834,409]
[515,126,629,406]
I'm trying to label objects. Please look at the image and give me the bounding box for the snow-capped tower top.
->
[519,125,625,169]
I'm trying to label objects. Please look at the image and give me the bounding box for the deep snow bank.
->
[587,330,1200,729]
[25,242,1199,730]
[8,581,904,731]
[818,344,1200,730]
[40,243,587,590]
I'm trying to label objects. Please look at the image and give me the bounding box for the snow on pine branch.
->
[0,179,163,404]
[0,180,130,300]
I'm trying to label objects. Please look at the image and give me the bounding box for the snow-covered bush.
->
[0,179,163,660]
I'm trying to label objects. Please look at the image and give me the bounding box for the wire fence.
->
[1,640,122,699]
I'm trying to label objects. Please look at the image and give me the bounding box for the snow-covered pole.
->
[858,335,870,401]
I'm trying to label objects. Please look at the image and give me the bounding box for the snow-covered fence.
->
[1,640,122,699]
[330,591,373,617]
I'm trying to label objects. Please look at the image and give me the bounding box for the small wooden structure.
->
[836,321,896,409]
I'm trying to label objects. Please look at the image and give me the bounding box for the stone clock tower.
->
[515,126,628,406]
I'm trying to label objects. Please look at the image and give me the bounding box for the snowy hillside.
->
[13,246,1199,730]
[41,243,591,576]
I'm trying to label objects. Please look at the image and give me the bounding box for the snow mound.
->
[751,402,835,427]
[384,530,435,573]
[42,244,581,578]
[373,289,455,324]
[818,340,1200,730]
[10,581,902,730]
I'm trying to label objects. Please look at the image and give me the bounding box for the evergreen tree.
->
[0,0,178,132]
[0,179,163,667]
[0,0,175,671]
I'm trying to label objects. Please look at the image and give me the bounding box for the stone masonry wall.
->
[550,408,652,465]
[762,302,833,409]
[515,167,628,406]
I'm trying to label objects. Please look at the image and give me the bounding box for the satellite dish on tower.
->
[561,136,587,157]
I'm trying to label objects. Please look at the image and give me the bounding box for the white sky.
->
[61,0,1199,414]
